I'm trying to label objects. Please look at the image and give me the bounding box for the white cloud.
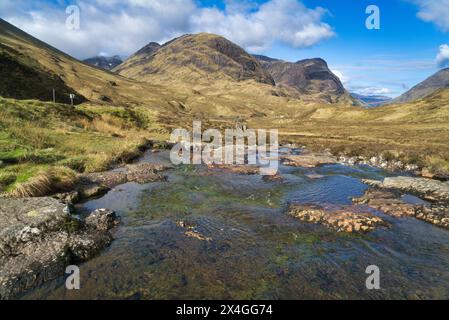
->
[411,0,449,31]
[0,0,335,59]
[436,44,449,67]
[331,70,349,84]
[353,87,392,96]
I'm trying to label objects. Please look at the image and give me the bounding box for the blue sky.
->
[1,0,448,97]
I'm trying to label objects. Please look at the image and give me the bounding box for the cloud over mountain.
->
[0,0,335,59]
[436,44,449,67]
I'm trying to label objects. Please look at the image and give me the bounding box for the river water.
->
[25,150,449,299]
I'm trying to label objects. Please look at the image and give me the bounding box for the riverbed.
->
[23,150,449,299]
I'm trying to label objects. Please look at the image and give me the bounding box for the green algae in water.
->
[21,155,449,300]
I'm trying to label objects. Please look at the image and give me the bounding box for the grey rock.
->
[363,177,449,203]
[85,208,118,231]
[0,197,118,299]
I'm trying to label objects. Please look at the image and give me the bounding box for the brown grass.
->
[10,166,77,198]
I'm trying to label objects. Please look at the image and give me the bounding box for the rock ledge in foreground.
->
[0,197,118,300]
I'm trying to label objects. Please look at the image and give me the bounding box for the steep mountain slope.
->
[254,55,357,104]
[0,42,86,104]
[83,55,123,71]
[115,33,274,85]
[391,68,449,104]
[0,18,173,107]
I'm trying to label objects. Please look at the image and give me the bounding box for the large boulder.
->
[0,197,118,299]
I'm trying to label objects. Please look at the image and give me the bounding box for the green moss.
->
[61,219,81,234]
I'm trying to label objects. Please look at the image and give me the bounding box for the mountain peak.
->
[254,55,353,104]
[115,33,275,85]
[83,55,123,70]
[134,42,161,57]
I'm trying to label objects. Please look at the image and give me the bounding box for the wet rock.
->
[262,174,284,183]
[363,177,449,203]
[354,189,449,229]
[176,221,212,242]
[353,189,416,218]
[0,197,118,299]
[281,151,337,168]
[83,172,128,189]
[288,204,388,233]
[85,208,119,231]
[125,163,170,184]
[53,191,80,204]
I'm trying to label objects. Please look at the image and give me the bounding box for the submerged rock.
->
[176,221,212,242]
[0,197,118,299]
[288,204,388,233]
[353,189,416,218]
[262,174,284,183]
[207,164,260,175]
[363,177,449,203]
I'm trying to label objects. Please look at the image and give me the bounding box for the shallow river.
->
[25,150,449,299]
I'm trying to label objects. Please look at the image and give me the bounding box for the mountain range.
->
[0,17,448,119]
[83,55,123,71]
[350,93,393,107]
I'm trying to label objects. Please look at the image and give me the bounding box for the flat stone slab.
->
[281,152,337,168]
[363,177,449,203]
[288,204,388,233]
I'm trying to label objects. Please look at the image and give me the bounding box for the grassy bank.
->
[0,98,163,196]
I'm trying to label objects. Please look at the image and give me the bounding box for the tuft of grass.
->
[0,171,16,192]
[424,155,449,177]
[10,166,77,198]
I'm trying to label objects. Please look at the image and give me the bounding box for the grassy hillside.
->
[0,97,167,196]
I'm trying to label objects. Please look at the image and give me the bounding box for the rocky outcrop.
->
[363,177,449,203]
[0,198,118,299]
[288,204,388,233]
[254,55,356,104]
